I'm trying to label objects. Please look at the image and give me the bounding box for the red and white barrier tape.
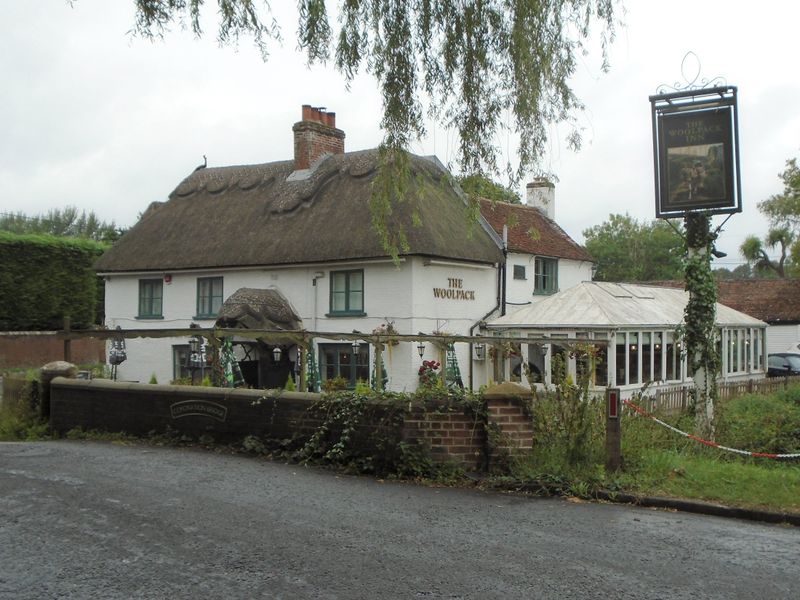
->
[623,399,800,460]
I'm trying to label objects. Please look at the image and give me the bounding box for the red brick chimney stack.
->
[293,105,345,171]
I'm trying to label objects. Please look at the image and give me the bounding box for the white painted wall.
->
[103,256,499,391]
[766,324,800,354]
[505,252,593,306]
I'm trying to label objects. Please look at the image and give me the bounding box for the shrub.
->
[518,381,604,481]
[716,393,800,454]
[0,232,106,330]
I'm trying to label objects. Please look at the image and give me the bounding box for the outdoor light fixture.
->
[539,343,549,355]
[189,336,200,354]
[352,340,361,353]
[272,346,282,363]
[474,342,486,360]
[417,341,426,358]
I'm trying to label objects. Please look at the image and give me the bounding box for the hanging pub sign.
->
[650,86,742,218]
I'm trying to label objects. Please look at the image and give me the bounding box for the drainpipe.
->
[468,256,504,390]
[501,225,508,316]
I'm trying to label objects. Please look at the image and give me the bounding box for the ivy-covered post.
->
[684,213,720,439]
[298,339,307,392]
[374,341,384,392]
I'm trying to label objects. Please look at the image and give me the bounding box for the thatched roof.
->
[478,199,593,262]
[96,150,503,272]
[215,287,302,331]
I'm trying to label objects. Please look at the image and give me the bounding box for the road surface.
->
[1,441,797,599]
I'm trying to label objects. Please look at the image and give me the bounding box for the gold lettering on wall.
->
[433,277,476,301]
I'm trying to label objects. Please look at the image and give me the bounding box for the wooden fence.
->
[643,376,800,414]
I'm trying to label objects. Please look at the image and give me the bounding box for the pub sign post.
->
[650,86,742,219]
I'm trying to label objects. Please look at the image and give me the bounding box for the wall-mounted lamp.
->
[630,345,638,352]
[272,346,283,363]
[539,343,549,355]
[417,341,426,358]
[474,342,486,361]
[352,340,361,353]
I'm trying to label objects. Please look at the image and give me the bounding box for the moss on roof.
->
[95,150,502,272]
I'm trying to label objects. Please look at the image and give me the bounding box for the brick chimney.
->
[526,178,555,220]
[292,105,345,171]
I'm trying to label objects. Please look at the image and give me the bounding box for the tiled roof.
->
[649,279,800,324]
[478,199,593,263]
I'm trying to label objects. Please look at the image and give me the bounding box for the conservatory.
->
[484,282,767,395]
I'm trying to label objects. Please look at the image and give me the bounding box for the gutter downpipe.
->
[469,227,507,390]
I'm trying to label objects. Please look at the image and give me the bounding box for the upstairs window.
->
[513,265,526,280]
[329,270,364,315]
[138,279,163,318]
[534,257,558,295]
[196,277,223,318]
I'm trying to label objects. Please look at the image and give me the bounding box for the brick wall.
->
[484,382,534,465]
[403,407,486,470]
[0,333,105,369]
[49,379,536,472]
[50,378,323,443]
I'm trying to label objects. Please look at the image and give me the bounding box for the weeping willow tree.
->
[122,0,618,255]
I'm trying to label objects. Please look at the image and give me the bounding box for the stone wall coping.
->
[483,381,534,400]
[50,377,322,403]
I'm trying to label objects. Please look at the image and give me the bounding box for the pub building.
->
[97,105,764,393]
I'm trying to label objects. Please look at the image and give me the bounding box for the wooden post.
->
[63,316,72,363]
[375,343,384,391]
[298,343,307,391]
[606,387,622,472]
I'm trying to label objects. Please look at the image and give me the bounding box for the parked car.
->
[767,353,800,377]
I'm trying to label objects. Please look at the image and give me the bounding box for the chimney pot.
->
[293,104,345,171]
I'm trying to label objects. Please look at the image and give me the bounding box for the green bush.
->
[716,393,800,454]
[0,374,49,441]
[517,382,605,481]
[0,231,106,330]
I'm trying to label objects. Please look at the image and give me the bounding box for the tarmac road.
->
[1,441,797,599]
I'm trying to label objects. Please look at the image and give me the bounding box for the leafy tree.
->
[583,213,684,281]
[740,229,792,278]
[0,207,122,243]
[457,174,521,204]
[109,0,618,256]
[713,264,753,280]
[740,157,800,278]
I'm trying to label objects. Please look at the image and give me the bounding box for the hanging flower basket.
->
[373,320,400,346]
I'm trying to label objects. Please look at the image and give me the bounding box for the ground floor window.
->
[616,330,683,386]
[319,343,370,388]
[172,345,190,382]
[723,328,765,375]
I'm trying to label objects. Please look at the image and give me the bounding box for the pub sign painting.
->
[650,86,741,218]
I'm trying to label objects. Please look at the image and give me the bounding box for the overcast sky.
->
[2,1,798,268]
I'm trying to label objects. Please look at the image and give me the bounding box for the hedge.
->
[0,232,106,330]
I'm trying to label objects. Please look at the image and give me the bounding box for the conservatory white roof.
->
[488,282,765,330]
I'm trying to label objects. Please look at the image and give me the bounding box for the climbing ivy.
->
[683,213,720,437]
